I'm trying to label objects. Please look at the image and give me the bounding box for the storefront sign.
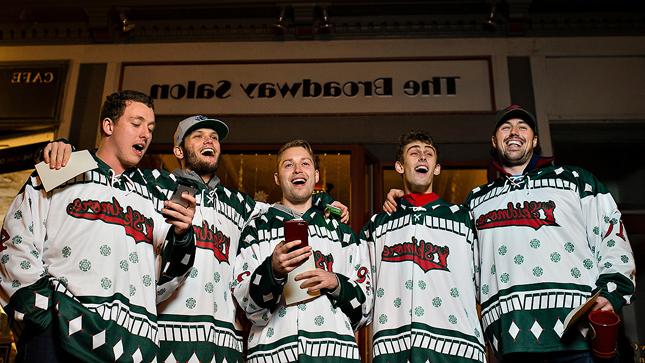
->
[121,58,494,115]
[0,62,67,122]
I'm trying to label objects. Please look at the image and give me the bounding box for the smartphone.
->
[284,219,308,251]
[170,184,197,208]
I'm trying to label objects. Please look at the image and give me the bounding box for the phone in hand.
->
[284,219,308,251]
[170,184,197,208]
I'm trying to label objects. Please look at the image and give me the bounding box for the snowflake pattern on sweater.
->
[361,197,485,363]
[0,155,195,363]
[153,173,338,363]
[465,164,635,356]
[233,205,372,363]
[154,170,260,363]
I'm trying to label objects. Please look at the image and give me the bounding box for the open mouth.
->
[505,139,523,150]
[133,143,145,154]
[291,177,306,185]
[201,148,215,156]
[415,165,429,174]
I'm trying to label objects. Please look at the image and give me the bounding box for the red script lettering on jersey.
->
[476,200,558,230]
[382,237,450,273]
[66,197,154,244]
[193,220,230,263]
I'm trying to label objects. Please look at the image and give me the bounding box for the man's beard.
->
[186,149,219,175]
[283,185,312,205]
[498,148,532,167]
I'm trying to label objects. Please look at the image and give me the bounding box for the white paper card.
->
[562,290,601,338]
[283,255,321,306]
[35,150,98,192]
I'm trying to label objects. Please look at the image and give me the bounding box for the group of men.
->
[382,105,635,362]
[0,90,636,363]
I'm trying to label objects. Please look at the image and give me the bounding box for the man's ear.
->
[491,135,498,149]
[102,118,114,136]
[532,135,538,148]
[173,145,184,160]
[395,161,404,175]
[274,172,279,186]
[434,163,442,176]
[314,169,320,184]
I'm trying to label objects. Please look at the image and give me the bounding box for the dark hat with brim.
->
[174,115,229,146]
[494,105,537,134]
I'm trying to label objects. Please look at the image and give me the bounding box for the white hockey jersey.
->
[465,163,635,356]
[155,170,259,363]
[0,155,195,362]
[361,194,486,363]
[233,204,373,363]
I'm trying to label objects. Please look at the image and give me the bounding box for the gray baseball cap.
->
[173,115,229,146]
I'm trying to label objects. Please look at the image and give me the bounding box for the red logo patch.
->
[356,266,369,283]
[382,237,449,273]
[604,220,627,241]
[193,220,231,263]
[476,200,558,230]
[237,270,250,282]
[66,197,154,244]
[314,250,334,272]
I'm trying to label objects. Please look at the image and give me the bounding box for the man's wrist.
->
[270,255,287,284]
[327,274,341,298]
[172,227,192,245]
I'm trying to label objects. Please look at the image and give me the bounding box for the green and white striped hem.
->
[158,321,243,352]
[373,328,484,361]
[247,336,360,363]
[53,281,159,343]
[482,287,591,329]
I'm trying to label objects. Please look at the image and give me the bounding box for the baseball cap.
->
[174,115,229,146]
[494,105,537,134]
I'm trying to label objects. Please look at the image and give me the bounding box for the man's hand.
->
[162,192,196,236]
[295,269,339,294]
[271,240,312,279]
[43,141,73,170]
[383,188,404,213]
[592,296,615,312]
[329,201,350,224]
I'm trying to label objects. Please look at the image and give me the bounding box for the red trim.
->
[402,192,440,207]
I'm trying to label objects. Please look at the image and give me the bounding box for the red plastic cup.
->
[588,310,621,359]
